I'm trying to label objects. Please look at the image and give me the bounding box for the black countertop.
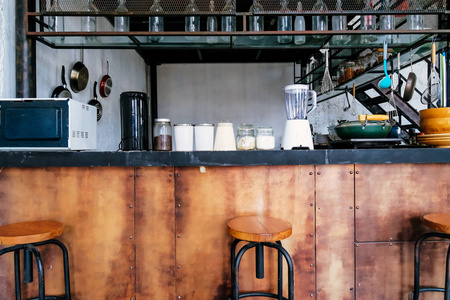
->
[0,148,449,167]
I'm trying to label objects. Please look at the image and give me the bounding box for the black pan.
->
[70,50,89,93]
[51,65,72,98]
[88,81,103,122]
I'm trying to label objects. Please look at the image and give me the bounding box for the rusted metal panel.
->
[0,167,135,299]
[316,165,355,300]
[356,241,450,300]
[174,165,315,300]
[135,166,176,299]
[355,164,450,242]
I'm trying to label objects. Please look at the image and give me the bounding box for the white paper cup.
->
[214,122,236,151]
[174,124,194,151]
[194,124,214,151]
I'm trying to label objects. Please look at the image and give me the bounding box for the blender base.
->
[281,120,314,150]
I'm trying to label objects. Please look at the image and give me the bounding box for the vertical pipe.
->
[16,0,36,98]
[255,243,264,279]
[23,248,33,283]
[149,63,158,150]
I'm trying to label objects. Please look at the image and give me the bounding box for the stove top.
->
[323,138,405,149]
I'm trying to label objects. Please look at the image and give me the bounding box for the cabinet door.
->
[0,167,135,300]
[173,165,315,300]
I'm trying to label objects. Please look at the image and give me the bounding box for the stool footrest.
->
[239,291,289,299]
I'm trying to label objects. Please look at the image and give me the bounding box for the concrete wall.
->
[0,0,16,98]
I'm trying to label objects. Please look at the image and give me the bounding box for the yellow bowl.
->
[419,107,450,134]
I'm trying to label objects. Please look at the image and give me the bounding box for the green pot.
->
[334,121,392,139]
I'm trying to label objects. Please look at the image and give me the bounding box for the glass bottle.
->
[236,124,256,150]
[407,0,424,30]
[149,0,164,42]
[277,0,292,44]
[207,0,218,44]
[185,0,200,40]
[256,126,275,150]
[221,0,236,42]
[379,0,395,43]
[48,0,64,33]
[249,0,264,40]
[153,118,172,151]
[361,0,377,43]
[332,0,349,44]
[82,0,98,40]
[312,0,328,38]
[114,0,130,32]
[294,1,305,45]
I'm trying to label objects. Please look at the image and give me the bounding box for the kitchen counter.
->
[1,148,449,167]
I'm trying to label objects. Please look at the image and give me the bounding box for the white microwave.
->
[0,98,97,151]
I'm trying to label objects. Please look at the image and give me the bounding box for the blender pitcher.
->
[282,84,317,150]
[284,84,317,119]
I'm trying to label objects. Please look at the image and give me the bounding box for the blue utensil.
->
[379,40,391,89]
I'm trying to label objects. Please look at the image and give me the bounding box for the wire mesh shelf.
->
[39,0,446,14]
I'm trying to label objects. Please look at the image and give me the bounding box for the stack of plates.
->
[417,133,450,148]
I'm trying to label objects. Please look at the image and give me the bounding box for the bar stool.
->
[0,220,71,300]
[228,216,294,300]
[412,213,450,300]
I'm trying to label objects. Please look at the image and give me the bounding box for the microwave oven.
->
[0,98,97,150]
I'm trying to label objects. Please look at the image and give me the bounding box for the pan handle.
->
[93,81,98,99]
[61,65,67,86]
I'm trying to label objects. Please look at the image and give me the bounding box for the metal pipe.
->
[16,0,36,98]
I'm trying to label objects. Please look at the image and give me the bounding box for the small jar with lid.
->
[153,118,172,151]
[236,124,256,150]
[256,126,275,150]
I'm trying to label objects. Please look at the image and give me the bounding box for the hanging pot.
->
[99,59,113,98]
[334,115,392,139]
[88,81,103,121]
[70,49,89,93]
[51,65,72,98]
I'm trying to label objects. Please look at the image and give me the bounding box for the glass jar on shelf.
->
[114,0,130,32]
[236,124,256,150]
[361,0,377,43]
[153,118,172,151]
[207,0,218,44]
[256,127,275,150]
[222,0,236,42]
[249,0,264,40]
[277,0,292,44]
[185,0,200,40]
[294,1,306,45]
[149,0,164,42]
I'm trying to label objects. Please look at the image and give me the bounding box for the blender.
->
[281,84,317,150]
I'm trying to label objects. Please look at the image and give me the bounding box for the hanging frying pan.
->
[70,49,89,93]
[51,65,72,98]
[88,81,103,121]
[99,59,113,98]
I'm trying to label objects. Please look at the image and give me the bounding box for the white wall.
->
[0,0,16,98]
[36,18,147,151]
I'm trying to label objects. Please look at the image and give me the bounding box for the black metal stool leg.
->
[33,239,71,299]
[232,242,258,300]
[231,239,240,300]
[14,250,22,300]
[263,242,294,300]
[256,243,264,279]
[25,244,45,300]
[277,241,283,300]
[445,243,450,300]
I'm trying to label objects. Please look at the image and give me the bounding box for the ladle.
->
[379,40,391,89]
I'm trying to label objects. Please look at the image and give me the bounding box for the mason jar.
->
[256,126,275,150]
[153,118,172,151]
[236,124,256,150]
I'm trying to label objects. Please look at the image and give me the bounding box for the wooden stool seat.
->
[0,220,64,246]
[228,216,292,243]
[423,213,450,234]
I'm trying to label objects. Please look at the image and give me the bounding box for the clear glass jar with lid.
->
[256,126,275,150]
[236,124,256,150]
[153,118,172,151]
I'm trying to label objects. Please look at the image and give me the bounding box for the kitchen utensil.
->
[99,59,113,98]
[419,107,450,134]
[343,86,351,111]
[88,81,103,121]
[388,73,399,124]
[421,42,441,105]
[440,52,447,107]
[51,65,72,98]
[417,133,450,148]
[321,49,333,94]
[334,116,392,139]
[394,53,403,94]
[403,49,417,102]
[379,40,392,89]
[70,49,89,93]
[281,84,317,150]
